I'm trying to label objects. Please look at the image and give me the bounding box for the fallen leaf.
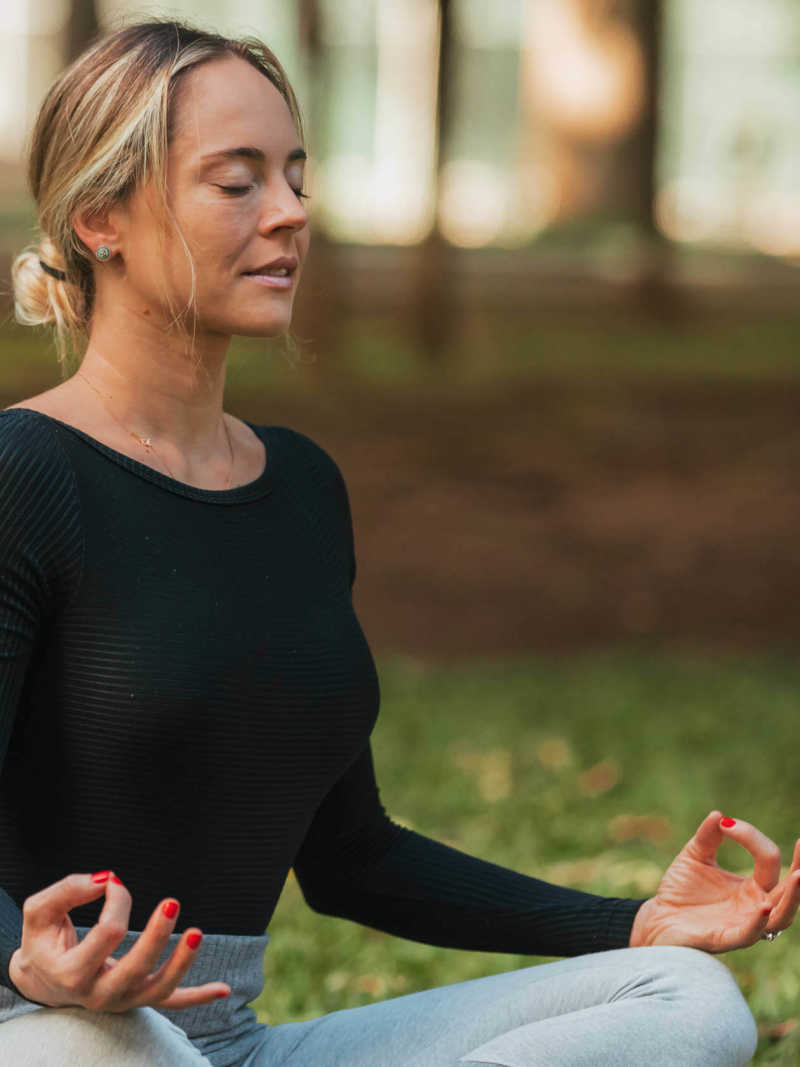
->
[356,973,387,996]
[535,737,573,771]
[578,758,621,796]
[478,748,512,802]
[758,1019,798,1040]
[608,814,672,844]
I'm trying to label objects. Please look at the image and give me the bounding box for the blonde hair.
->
[10,16,306,377]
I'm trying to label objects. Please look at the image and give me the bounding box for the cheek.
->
[172,190,239,248]
[188,212,242,254]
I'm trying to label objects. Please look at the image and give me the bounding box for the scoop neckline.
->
[4,407,275,505]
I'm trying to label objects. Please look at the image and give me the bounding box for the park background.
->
[2,1,800,1061]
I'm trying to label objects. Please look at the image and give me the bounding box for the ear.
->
[71,203,125,259]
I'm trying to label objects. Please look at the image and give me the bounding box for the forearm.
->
[298,822,646,958]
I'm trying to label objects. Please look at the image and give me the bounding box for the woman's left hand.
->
[629,810,800,952]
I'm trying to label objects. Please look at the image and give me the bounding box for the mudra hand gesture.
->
[629,810,800,951]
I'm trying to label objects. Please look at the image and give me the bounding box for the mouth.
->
[242,255,298,278]
[241,254,298,291]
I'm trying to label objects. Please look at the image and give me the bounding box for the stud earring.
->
[95,246,111,261]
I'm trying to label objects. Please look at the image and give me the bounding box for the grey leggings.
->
[0,925,758,1066]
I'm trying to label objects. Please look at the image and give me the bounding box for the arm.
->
[0,411,83,996]
[299,437,800,958]
[293,436,643,956]
[292,741,645,958]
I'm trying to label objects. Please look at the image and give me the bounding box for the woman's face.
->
[112,54,310,340]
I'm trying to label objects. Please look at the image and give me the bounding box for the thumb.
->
[685,810,725,864]
[23,872,114,934]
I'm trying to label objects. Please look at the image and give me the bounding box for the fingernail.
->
[720,817,736,828]
[111,875,124,885]
[187,931,203,950]
[215,989,230,998]
[91,870,110,883]
[762,904,773,916]
[162,900,179,919]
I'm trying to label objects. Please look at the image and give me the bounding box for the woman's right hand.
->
[7,871,231,1012]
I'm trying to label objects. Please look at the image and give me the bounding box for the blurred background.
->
[2,2,800,1062]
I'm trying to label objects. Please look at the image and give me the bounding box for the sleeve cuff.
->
[600,897,649,950]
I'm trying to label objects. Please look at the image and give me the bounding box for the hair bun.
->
[39,258,67,281]
[11,245,60,328]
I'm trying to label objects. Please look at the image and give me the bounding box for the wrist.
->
[8,948,28,996]
[8,951,23,990]
[629,898,657,947]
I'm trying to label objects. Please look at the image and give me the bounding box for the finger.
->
[151,980,232,1011]
[687,810,725,864]
[727,899,773,949]
[97,897,182,994]
[66,872,132,977]
[718,817,782,892]
[765,868,800,933]
[127,930,229,1009]
[789,838,800,875]
[22,872,112,935]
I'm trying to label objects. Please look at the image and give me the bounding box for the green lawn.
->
[257,651,800,1064]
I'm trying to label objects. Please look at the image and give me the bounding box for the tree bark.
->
[295,0,335,378]
[65,0,100,65]
[415,0,456,365]
[617,0,678,317]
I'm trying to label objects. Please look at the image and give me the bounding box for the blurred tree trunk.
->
[296,0,334,377]
[65,0,100,64]
[616,0,678,317]
[623,0,661,238]
[414,0,455,365]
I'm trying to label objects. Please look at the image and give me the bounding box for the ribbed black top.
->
[0,407,643,1001]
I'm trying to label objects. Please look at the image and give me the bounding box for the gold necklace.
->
[75,370,235,489]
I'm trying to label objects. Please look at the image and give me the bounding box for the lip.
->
[243,272,294,290]
[242,255,298,275]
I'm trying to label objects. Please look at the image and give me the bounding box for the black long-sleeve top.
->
[0,407,644,999]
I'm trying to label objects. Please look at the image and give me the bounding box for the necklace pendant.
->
[141,437,152,448]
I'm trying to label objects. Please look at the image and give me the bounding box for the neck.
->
[76,338,230,462]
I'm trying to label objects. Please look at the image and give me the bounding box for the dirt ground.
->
[226,376,800,661]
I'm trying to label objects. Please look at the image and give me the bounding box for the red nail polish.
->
[215,989,230,998]
[187,932,203,950]
[720,817,736,828]
[111,875,124,885]
[162,900,178,919]
[91,870,110,883]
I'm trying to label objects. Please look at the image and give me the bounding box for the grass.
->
[256,650,800,1064]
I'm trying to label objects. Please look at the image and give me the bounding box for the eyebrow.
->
[200,146,307,164]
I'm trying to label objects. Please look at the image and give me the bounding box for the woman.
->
[0,17,797,1067]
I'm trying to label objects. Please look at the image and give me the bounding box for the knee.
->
[642,946,758,1066]
[0,1003,212,1066]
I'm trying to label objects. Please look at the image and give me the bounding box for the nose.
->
[257,179,309,235]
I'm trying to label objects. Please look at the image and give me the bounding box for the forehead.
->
[170,55,299,162]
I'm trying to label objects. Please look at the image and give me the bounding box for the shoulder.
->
[0,408,80,537]
[0,406,72,474]
[266,424,347,486]
[0,408,84,607]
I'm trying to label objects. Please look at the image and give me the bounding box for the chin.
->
[235,319,293,339]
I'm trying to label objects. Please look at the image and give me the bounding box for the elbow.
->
[293,866,342,916]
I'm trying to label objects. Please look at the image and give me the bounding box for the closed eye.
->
[217,184,310,201]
